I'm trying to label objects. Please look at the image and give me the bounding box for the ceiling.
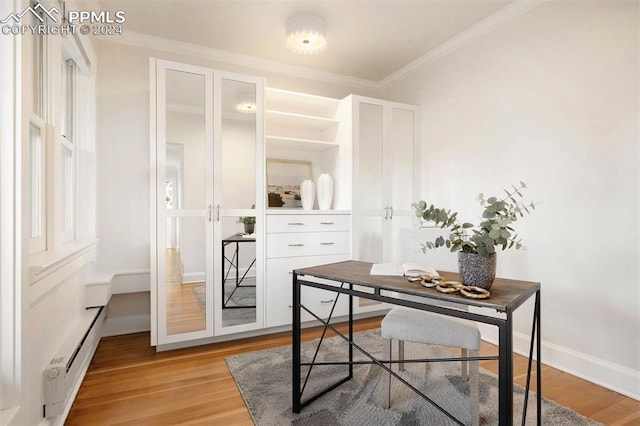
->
[98,0,514,82]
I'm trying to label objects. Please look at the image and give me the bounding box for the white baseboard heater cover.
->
[43,306,105,418]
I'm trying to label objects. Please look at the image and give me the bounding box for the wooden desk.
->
[292,260,541,426]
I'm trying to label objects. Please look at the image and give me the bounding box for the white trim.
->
[380,0,548,86]
[27,239,97,307]
[478,323,640,401]
[99,31,378,91]
[97,2,546,91]
[0,0,21,411]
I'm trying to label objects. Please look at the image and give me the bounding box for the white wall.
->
[384,0,639,398]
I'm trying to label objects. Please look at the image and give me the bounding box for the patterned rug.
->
[226,329,601,426]
[192,278,256,327]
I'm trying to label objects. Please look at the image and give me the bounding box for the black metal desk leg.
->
[498,311,514,426]
[234,242,239,286]
[292,272,302,413]
[536,291,542,426]
[348,283,353,379]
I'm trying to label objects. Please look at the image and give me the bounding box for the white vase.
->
[300,179,315,210]
[317,173,333,210]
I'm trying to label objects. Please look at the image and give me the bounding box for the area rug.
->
[192,280,256,327]
[226,329,600,426]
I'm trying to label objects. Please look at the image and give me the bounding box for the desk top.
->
[223,234,256,243]
[294,260,539,313]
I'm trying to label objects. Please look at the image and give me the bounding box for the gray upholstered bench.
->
[381,307,480,426]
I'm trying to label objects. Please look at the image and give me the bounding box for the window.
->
[28,3,48,254]
[60,59,76,243]
[32,4,45,117]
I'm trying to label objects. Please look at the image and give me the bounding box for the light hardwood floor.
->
[166,248,206,335]
[65,317,639,425]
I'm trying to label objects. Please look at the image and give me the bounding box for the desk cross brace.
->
[298,295,466,426]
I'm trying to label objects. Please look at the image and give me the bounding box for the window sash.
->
[29,118,46,253]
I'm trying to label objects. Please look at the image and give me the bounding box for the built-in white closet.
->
[150,59,264,346]
[150,60,418,347]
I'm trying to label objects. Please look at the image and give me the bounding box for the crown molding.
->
[96,31,380,91]
[380,0,548,88]
[98,0,546,91]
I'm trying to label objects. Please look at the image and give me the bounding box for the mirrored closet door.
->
[213,72,264,335]
[151,60,264,346]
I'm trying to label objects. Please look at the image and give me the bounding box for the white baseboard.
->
[102,314,150,337]
[477,323,640,401]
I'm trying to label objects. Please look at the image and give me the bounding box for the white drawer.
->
[266,214,350,233]
[265,284,350,328]
[266,232,350,258]
[266,254,349,290]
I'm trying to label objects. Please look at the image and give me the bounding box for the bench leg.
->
[461,348,469,381]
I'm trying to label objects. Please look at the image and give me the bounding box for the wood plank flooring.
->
[66,317,639,425]
[165,248,206,335]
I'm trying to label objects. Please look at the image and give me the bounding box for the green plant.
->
[411,182,536,258]
[238,216,256,225]
[237,204,256,225]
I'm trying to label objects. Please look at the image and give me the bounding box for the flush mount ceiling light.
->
[236,93,256,114]
[286,15,327,55]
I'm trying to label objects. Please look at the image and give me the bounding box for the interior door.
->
[213,72,264,335]
[154,60,214,345]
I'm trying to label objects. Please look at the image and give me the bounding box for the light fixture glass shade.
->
[236,93,256,114]
[286,15,327,55]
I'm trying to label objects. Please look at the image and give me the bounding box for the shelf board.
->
[265,135,339,152]
[265,87,340,118]
[265,110,339,133]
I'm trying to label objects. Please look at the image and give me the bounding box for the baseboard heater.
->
[43,306,105,418]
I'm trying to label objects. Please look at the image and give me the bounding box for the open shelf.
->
[265,110,338,133]
[265,135,339,152]
[265,88,340,118]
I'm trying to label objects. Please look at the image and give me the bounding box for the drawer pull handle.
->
[320,242,335,245]
[287,222,305,225]
[288,243,304,247]
[288,305,293,308]
[320,299,335,304]
[320,222,335,225]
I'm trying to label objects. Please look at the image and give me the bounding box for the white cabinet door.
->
[152,60,215,346]
[353,97,418,264]
[353,100,385,263]
[352,97,419,312]
[386,105,418,263]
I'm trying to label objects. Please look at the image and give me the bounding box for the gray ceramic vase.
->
[458,252,497,289]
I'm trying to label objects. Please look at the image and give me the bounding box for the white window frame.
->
[1,0,21,416]
[58,57,76,244]
[27,2,49,254]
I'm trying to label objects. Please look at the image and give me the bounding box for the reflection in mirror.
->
[164,69,207,335]
[221,217,256,327]
[165,216,207,335]
[221,77,257,328]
